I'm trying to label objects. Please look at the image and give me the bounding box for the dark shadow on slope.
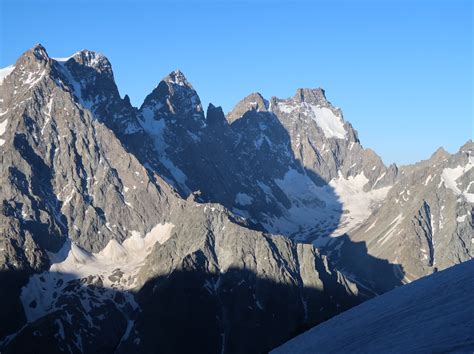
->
[0,133,73,338]
[0,262,361,354]
[327,235,406,294]
[0,270,30,340]
[0,268,135,354]
[12,133,68,251]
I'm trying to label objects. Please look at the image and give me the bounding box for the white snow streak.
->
[0,65,15,85]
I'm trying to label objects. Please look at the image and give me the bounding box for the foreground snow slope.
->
[272,259,474,354]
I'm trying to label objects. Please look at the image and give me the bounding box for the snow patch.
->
[377,213,404,246]
[329,172,391,235]
[441,161,474,203]
[456,215,467,223]
[366,219,377,231]
[262,169,391,240]
[161,156,191,194]
[139,107,191,194]
[41,97,53,135]
[0,65,15,85]
[277,103,296,114]
[0,118,8,136]
[20,223,174,323]
[308,105,346,139]
[267,169,339,238]
[424,174,432,186]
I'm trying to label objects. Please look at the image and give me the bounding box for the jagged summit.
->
[139,68,204,124]
[206,103,227,126]
[429,146,450,161]
[163,69,193,89]
[227,92,269,123]
[293,87,328,105]
[67,49,112,74]
[13,43,51,71]
[23,43,49,61]
[226,87,335,126]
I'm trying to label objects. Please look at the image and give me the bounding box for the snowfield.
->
[20,223,174,322]
[272,259,474,354]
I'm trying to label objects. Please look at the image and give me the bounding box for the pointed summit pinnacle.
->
[164,69,193,89]
[17,44,50,66]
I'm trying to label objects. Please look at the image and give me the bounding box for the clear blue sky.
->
[1,0,472,165]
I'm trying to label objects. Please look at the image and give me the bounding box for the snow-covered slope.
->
[271,259,474,354]
[20,223,174,323]
[0,65,15,85]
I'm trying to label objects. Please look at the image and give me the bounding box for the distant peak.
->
[67,49,113,76]
[430,146,449,161]
[164,69,193,89]
[18,43,50,64]
[293,87,328,105]
[459,139,473,152]
[227,92,269,123]
[72,49,108,66]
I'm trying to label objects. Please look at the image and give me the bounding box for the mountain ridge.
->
[0,44,472,353]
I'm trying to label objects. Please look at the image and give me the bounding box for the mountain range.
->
[0,44,472,353]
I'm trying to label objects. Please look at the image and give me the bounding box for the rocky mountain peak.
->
[293,87,328,105]
[68,49,113,78]
[458,140,473,156]
[140,70,204,125]
[25,43,49,61]
[163,69,193,89]
[206,103,227,126]
[226,92,269,123]
[14,43,51,72]
[429,146,450,162]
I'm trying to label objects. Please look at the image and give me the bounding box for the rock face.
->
[0,44,472,353]
[336,141,473,292]
[0,44,174,340]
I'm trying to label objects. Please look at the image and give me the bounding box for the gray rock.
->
[336,141,473,291]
